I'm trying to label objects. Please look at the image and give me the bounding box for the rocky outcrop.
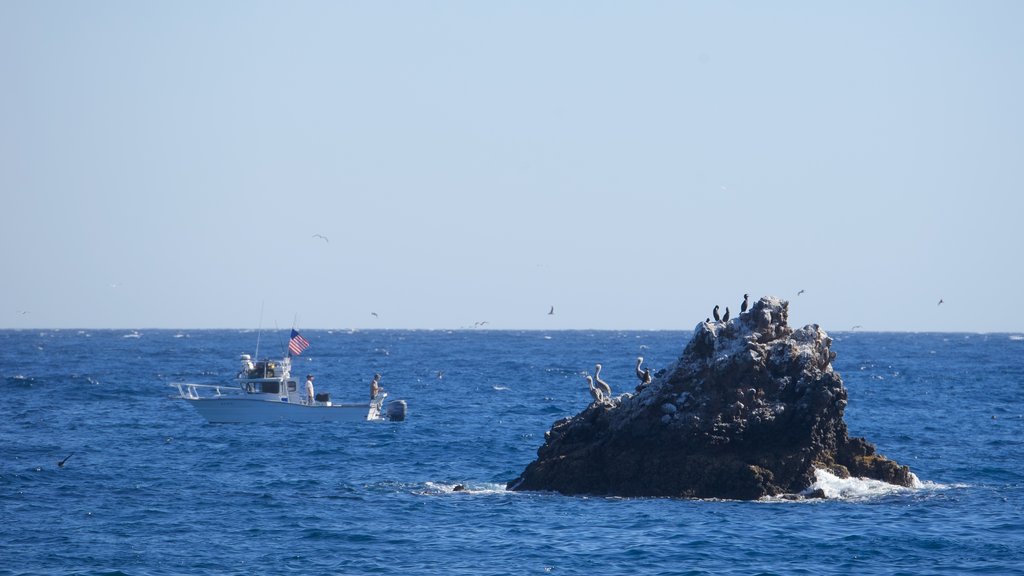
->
[508,296,914,500]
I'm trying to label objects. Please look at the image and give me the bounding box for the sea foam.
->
[802,468,926,500]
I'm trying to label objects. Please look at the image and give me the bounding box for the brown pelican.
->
[722,307,730,322]
[593,364,612,399]
[635,357,652,385]
[741,294,749,313]
[713,305,721,322]
[585,375,603,403]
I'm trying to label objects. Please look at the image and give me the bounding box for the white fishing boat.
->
[169,352,407,424]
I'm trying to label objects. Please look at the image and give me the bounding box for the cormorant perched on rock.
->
[722,307,731,322]
[593,364,612,399]
[713,305,721,322]
[585,375,603,403]
[741,294,749,313]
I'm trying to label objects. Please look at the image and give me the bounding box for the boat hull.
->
[184,397,379,423]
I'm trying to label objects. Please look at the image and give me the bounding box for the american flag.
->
[288,329,310,356]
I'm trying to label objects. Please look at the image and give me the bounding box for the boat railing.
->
[169,382,239,400]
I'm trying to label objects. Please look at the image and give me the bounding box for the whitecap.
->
[1009,335,1024,341]
[802,468,920,500]
[419,481,509,496]
[492,385,510,391]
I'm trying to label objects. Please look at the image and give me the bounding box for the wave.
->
[1009,335,1024,341]
[793,468,962,501]
[419,481,510,496]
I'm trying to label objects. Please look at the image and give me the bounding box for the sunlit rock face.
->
[508,296,914,500]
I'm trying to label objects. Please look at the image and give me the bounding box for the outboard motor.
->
[386,400,407,422]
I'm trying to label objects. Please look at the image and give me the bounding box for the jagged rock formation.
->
[508,296,914,500]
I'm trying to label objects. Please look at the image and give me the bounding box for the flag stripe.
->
[289,329,310,356]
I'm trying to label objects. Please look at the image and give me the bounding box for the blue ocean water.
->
[2,329,1022,575]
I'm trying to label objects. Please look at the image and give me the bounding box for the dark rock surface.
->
[507,296,915,500]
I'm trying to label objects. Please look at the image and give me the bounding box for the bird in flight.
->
[852,325,863,330]
[548,306,555,315]
[797,289,805,296]
[937,299,944,306]
[313,234,329,243]
[371,312,379,318]
[58,453,74,468]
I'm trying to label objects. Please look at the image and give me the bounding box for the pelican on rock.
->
[635,356,652,386]
[585,375,603,403]
[593,363,612,399]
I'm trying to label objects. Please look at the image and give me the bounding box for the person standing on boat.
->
[305,374,316,405]
[370,373,381,400]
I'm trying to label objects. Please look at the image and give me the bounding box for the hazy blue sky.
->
[3,2,1022,332]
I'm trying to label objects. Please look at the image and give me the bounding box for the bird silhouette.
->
[371,312,379,318]
[312,234,329,243]
[713,305,721,322]
[937,299,944,306]
[58,453,73,468]
[741,294,749,313]
[797,289,805,296]
[548,306,555,315]
[722,307,731,322]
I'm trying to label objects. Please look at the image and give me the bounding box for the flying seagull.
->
[58,453,73,468]
[313,234,329,243]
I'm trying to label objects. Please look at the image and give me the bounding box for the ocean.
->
[2,329,1022,575]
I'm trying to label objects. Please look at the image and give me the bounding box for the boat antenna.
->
[254,301,265,361]
[275,320,286,356]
